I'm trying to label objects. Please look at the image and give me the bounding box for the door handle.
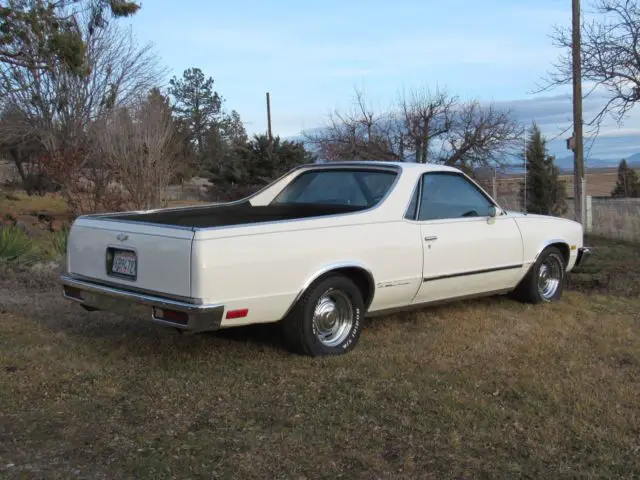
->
[424,235,438,241]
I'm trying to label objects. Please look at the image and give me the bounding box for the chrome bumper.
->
[574,246,592,268]
[60,275,224,332]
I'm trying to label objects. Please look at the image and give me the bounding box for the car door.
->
[408,171,524,304]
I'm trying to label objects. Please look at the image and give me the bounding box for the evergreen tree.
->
[168,67,223,162]
[209,134,316,190]
[611,159,640,197]
[519,123,567,215]
[1,0,140,77]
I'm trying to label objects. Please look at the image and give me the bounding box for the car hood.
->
[504,210,582,228]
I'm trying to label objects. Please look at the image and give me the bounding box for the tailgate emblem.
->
[116,233,128,242]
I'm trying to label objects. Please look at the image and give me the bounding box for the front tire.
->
[511,246,566,304]
[281,274,365,356]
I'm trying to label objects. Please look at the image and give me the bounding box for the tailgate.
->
[66,217,195,298]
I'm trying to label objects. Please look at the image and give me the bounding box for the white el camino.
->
[61,161,591,356]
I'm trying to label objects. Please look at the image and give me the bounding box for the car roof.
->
[304,160,462,173]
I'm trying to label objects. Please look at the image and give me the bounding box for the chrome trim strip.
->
[61,275,220,313]
[279,261,376,320]
[65,273,202,304]
[574,246,592,268]
[61,275,225,332]
[422,264,523,282]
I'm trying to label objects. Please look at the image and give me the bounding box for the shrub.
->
[0,225,33,262]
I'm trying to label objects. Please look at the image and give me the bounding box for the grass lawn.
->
[0,235,639,479]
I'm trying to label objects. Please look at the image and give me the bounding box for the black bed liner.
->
[111,202,368,228]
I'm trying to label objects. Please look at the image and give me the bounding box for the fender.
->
[532,238,570,263]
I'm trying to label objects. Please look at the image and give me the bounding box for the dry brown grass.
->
[1,239,639,479]
[493,167,640,199]
[589,199,640,243]
[0,188,208,219]
[0,190,68,217]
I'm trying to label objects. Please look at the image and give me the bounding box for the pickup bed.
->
[61,161,591,356]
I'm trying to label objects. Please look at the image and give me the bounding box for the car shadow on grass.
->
[0,281,292,358]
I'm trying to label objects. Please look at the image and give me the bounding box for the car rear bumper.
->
[60,275,224,332]
[574,246,592,268]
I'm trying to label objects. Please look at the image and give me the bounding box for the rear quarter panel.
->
[190,217,424,327]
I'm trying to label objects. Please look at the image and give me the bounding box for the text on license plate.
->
[111,249,137,277]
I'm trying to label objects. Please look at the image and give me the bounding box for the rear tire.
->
[511,246,566,304]
[281,274,365,356]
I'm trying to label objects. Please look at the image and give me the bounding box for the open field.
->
[487,166,640,200]
[1,236,639,479]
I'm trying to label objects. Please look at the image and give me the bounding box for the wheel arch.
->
[281,262,376,319]
[534,239,570,267]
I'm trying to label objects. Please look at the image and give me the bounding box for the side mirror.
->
[488,206,497,217]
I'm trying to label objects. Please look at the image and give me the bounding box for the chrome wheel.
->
[312,288,354,347]
[537,254,563,300]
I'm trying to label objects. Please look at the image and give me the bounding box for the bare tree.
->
[437,101,523,173]
[0,5,166,211]
[542,0,640,126]
[0,105,45,192]
[0,7,164,150]
[305,87,522,171]
[399,87,455,163]
[93,89,177,210]
[303,89,402,161]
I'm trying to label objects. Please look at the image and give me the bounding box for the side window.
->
[417,173,493,221]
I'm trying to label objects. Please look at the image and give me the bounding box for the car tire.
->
[281,274,366,356]
[511,246,566,304]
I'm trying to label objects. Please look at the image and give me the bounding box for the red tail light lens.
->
[153,307,189,325]
[225,309,249,319]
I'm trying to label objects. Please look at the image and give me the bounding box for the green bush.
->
[0,225,33,262]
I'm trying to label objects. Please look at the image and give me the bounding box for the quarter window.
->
[417,173,494,221]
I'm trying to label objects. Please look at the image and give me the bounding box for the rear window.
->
[270,169,397,208]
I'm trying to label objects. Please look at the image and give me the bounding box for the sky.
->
[122,0,640,165]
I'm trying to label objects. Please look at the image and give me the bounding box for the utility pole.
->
[266,92,273,145]
[492,164,497,200]
[523,133,527,213]
[572,0,585,224]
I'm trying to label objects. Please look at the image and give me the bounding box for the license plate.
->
[108,248,137,278]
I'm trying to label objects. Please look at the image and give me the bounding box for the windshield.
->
[270,168,397,208]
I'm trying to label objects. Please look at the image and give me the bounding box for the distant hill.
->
[500,152,640,174]
[628,152,640,165]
